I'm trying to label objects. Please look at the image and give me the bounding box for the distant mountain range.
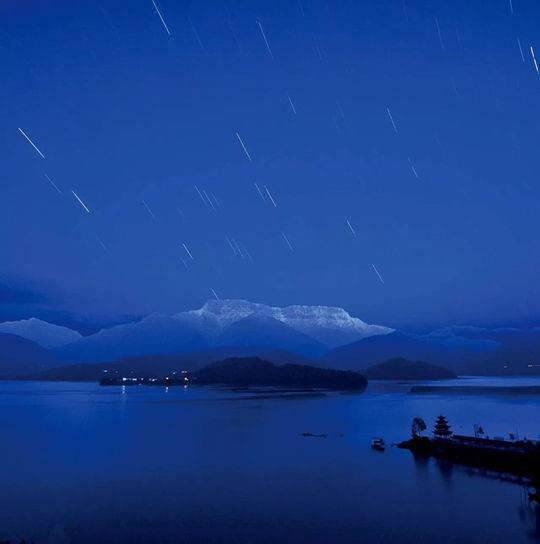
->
[324,330,500,372]
[0,333,58,377]
[364,358,456,380]
[324,327,540,374]
[41,299,393,363]
[0,317,82,348]
[30,348,315,382]
[2,299,540,379]
[186,300,391,348]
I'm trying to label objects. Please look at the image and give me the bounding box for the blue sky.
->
[1,0,540,329]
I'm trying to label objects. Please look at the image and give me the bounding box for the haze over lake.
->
[2,378,540,543]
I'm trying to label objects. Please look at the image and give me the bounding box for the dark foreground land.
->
[399,435,540,494]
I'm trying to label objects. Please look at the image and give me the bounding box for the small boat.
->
[301,432,327,438]
[371,438,386,451]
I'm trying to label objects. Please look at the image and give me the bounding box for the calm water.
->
[2,378,540,543]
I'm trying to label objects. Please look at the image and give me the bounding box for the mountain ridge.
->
[0,333,59,377]
[0,317,82,349]
[5,300,540,377]
[364,357,456,380]
[46,299,393,362]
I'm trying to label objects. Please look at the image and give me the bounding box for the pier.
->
[399,416,540,498]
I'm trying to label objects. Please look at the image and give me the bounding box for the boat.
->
[371,438,386,451]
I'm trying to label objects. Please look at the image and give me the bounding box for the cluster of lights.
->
[103,370,191,388]
[115,374,190,383]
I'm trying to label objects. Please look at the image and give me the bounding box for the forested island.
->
[100,357,367,391]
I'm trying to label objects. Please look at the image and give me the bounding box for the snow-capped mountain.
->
[56,300,392,362]
[0,318,82,349]
[213,315,327,357]
[184,300,392,348]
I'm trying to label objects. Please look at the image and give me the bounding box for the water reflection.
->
[411,449,540,541]
[0,380,539,542]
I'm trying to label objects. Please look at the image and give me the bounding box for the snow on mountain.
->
[185,300,392,348]
[0,318,82,349]
[56,300,392,362]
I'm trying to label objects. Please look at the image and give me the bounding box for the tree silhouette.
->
[433,415,452,438]
[411,417,427,438]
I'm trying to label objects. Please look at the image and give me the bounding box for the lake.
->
[1,377,540,543]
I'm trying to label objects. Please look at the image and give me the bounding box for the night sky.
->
[2,0,540,330]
